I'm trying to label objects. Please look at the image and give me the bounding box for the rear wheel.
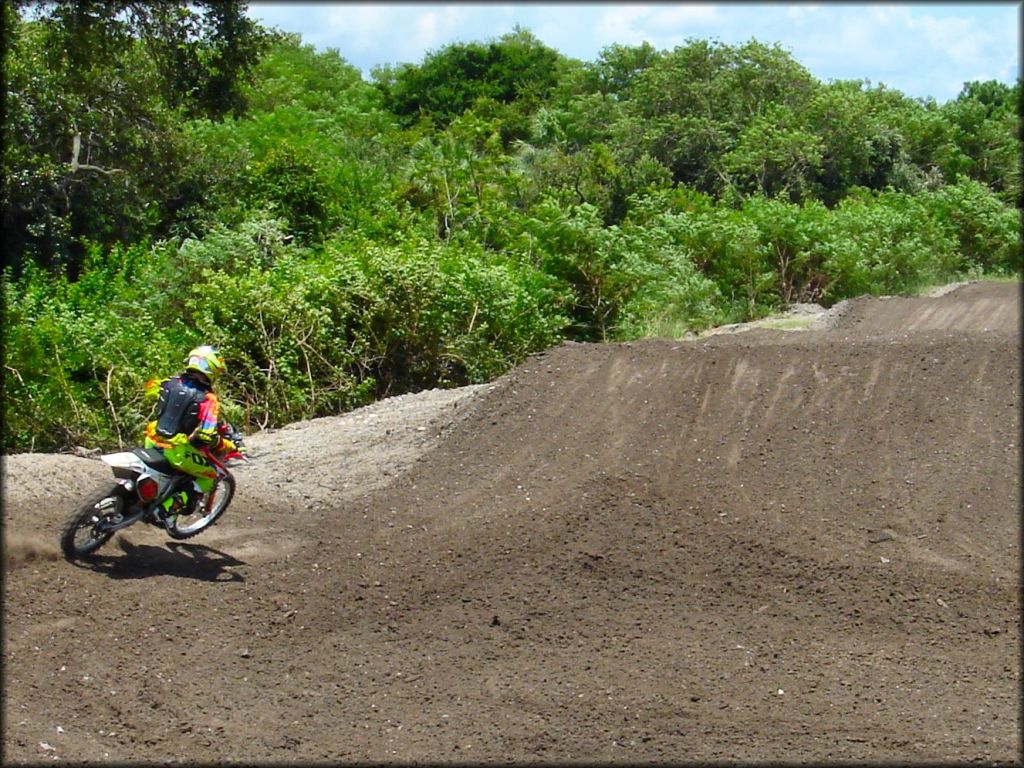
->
[60,484,126,559]
[167,476,235,540]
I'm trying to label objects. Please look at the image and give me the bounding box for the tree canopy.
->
[2,6,1020,452]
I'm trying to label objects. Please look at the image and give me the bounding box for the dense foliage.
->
[2,5,1021,452]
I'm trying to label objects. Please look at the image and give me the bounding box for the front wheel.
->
[167,475,235,540]
[60,484,126,559]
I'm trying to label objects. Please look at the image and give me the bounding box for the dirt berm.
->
[2,280,1020,764]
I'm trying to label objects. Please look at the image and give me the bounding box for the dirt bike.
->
[60,433,247,560]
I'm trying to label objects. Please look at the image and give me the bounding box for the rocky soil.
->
[2,280,1020,764]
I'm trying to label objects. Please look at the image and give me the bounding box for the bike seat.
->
[132,447,178,474]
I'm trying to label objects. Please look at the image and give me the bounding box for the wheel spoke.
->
[61,485,124,559]
[168,477,234,538]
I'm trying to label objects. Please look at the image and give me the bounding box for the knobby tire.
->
[166,475,235,540]
[60,484,125,559]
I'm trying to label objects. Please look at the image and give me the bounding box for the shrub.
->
[922,176,1022,274]
[815,189,959,300]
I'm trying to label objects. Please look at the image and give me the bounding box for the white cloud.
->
[787,5,823,21]
[778,5,1008,99]
[864,6,997,66]
[246,3,1019,102]
[414,7,510,52]
[869,5,915,27]
[915,14,986,64]
[829,13,895,66]
[594,4,720,48]
[594,5,655,45]
[651,4,720,28]
[323,6,395,54]
[326,5,389,30]
[415,11,442,47]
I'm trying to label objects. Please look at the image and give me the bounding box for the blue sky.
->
[246,2,1020,103]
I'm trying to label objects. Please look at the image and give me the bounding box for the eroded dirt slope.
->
[2,281,1020,764]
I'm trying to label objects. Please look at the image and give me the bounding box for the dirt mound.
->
[237,384,487,507]
[2,281,1019,763]
[824,280,1019,336]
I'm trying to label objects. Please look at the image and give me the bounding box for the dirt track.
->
[2,281,1020,764]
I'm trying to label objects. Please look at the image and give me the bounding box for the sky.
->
[245,2,1021,103]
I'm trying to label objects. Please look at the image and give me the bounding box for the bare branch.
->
[102,366,125,449]
[70,133,126,176]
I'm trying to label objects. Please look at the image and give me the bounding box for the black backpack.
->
[154,376,206,438]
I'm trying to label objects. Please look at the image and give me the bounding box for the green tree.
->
[183,35,405,241]
[923,176,1022,274]
[34,0,271,119]
[403,110,518,245]
[814,189,959,299]
[802,81,917,204]
[722,104,824,200]
[941,80,1021,203]
[627,39,818,193]
[247,146,335,243]
[373,27,565,141]
[1,1,272,275]
[581,42,661,98]
[521,198,718,339]
[740,195,831,303]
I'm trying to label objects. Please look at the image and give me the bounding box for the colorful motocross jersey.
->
[145,373,223,449]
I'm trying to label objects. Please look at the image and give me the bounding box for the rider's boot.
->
[188,480,204,512]
[156,490,189,529]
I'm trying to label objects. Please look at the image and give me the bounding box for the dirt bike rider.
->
[143,345,243,523]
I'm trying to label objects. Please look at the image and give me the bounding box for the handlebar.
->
[200,445,247,476]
